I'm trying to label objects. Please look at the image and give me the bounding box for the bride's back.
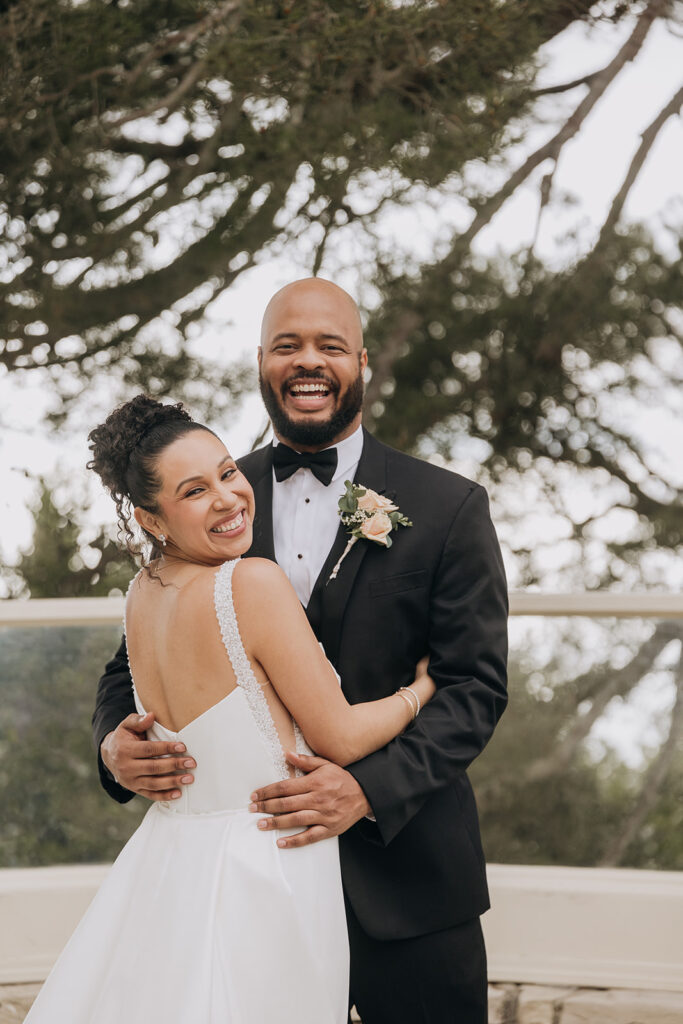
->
[125,560,299,811]
[126,564,239,732]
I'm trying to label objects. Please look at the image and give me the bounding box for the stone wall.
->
[4,982,683,1022]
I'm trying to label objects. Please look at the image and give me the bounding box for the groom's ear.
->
[257,346,262,368]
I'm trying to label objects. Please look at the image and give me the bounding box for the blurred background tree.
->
[1,0,680,573]
[1,0,682,868]
[2,479,134,598]
[1,472,681,871]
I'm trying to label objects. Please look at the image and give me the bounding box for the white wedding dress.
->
[25,559,349,1024]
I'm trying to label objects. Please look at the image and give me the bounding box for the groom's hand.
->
[100,712,196,801]
[249,752,371,849]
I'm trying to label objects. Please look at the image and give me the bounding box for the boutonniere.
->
[328,481,412,582]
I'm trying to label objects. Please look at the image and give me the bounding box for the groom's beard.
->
[259,368,364,449]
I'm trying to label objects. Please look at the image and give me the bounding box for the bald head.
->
[260,278,364,351]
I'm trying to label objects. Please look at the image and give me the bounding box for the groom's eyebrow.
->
[175,455,232,494]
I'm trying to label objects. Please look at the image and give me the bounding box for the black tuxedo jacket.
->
[92,429,508,940]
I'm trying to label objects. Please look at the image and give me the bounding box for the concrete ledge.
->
[0,865,108,985]
[484,864,683,993]
[1,864,682,993]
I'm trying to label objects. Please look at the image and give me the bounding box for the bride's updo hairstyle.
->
[87,394,214,560]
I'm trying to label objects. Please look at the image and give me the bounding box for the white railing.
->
[1,591,682,627]
[1,591,682,992]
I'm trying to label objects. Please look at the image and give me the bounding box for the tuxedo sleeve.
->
[92,636,138,804]
[346,484,508,846]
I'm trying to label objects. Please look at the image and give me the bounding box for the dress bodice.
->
[127,559,308,814]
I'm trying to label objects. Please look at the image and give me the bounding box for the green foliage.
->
[472,658,683,871]
[1,0,603,400]
[367,229,683,569]
[0,625,145,867]
[1,621,680,870]
[9,479,135,598]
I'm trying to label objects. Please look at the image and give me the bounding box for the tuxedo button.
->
[304,498,310,504]
[297,554,303,560]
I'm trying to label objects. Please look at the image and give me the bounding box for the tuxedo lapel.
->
[311,430,388,666]
[240,433,389,662]
[238,446,276,562]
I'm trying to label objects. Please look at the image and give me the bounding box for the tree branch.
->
[364,0,669,404]
[597,84,683,245]
[124,0,243,88]
[453,0,667,256]
[523,624,679,784]
[109,55,212,128]
[531,71,600,97]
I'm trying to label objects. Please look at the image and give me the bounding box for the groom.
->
[93,278,508,1023]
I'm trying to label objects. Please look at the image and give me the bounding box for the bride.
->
[25,394,434,1024]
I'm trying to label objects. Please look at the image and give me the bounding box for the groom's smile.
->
[283,370,337,414]
[258,278,368,451]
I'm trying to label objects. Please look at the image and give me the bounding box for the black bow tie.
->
[272,443,338,486]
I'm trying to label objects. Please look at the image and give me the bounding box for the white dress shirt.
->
[272,426,363,606]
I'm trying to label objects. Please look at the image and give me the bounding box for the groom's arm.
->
[251,483,508,848]
[347,484,508,845]
[93,638,197,804]
[92,637,139,802]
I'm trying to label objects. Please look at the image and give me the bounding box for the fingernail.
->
[183,760,195,768]
[277,839,286,848]
[248,803,257,812]
[174,744,185,752]
[181,775,193,784]
[250,793,257,802]
[257,820,268,830]
[171,791,181,800]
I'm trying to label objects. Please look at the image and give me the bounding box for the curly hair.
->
[87,394,213,562]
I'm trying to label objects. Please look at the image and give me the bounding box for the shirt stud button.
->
[304,498,310,503]
[297,553,303,560]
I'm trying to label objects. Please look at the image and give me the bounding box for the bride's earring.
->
[158,534,167,547]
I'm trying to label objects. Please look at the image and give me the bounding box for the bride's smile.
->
[134,430,255,566]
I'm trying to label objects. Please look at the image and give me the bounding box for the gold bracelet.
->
[396,690,417,720]
[399,685,420,717]
[397,686,419,719]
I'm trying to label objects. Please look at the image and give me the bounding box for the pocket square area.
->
[369,570,428,597]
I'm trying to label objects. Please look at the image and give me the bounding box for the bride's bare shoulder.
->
[232,558,296,610]
[234,557,287,586]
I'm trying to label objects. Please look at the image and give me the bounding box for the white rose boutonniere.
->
[328,481,412,582]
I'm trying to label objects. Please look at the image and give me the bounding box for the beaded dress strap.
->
[213,560,292,781]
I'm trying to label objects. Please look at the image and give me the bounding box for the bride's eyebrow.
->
[174,454,231,494]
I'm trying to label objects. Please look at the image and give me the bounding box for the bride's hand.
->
[407,655,436,711]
